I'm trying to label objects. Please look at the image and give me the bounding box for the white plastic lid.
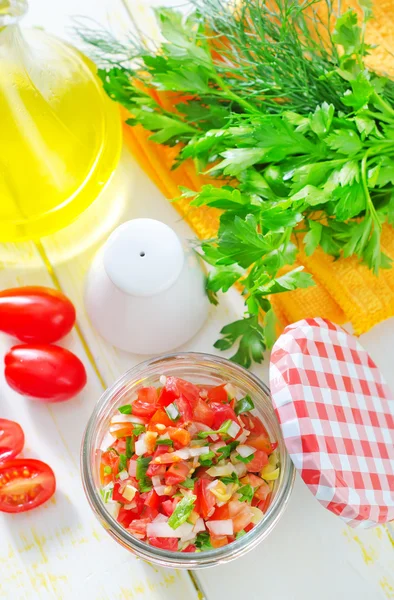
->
[103,219,184,297]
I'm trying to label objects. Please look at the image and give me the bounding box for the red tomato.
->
[246,450,269,472]
[140,505,159,520]
[0,459,55,513]
[148,537,178,551]
[196,478,216,519]
[158,377,200,408]
[164,461,190,485]
[175,396,193,422]
[207,384,228,404]
[148,409,173,430]
[193,399,215,427]
[212,503,230,520]
[0,419,24,461]
[5,344,87,402]
[241,414,269,436]
[247,434,272,454]
[100,449,120,485]
[132,387,158,418]
[117,507,138,528]
[144,489,160,510]
[146,463,166,478]
[240,474,265,488]
[128,518,150,539]
[254,481,270,501]
[161,499,175,516]
[167,428,191,448]
[257,493,272,513]
[182,544,197,552]
[112,482,130,503]
[210,403,237,429]
[0,287,76,344]
[228,500,253,533]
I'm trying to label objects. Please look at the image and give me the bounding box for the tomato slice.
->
[131,387,158,418]
[0,419,24,461]
[210,403,238,429]
[148,537,178,551]
[164,461,190,485]
[207,384,228,404]
[0,459,55,513]
[193,399,215,427]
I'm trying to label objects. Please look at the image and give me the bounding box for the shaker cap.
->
[103,219,184,297]
[270,318,394,528]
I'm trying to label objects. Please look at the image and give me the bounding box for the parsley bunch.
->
[78,0,394,367]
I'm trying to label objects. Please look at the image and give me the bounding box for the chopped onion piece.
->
[146,522,194,538]
[224,383,236,399]
[193,518,206,534]
[237,445,255,458]
[152,476,162,487]
[153,513,169,523]
[118,469,129,481]
[105,501,120,520]
[100,432,115,451]
[206,479,219,491]
[122,484,137,502]
[227,421,240,438]
[159,375,167,386]
[111,414,146,425]
[165,402,180,421]
[207,464,236,477]
[128,460,137,477]
[124,500,137,510]
[135,434,147,456]
[209,434,219,442]
[237,430,249,444]
[153,485,167,496]
[189,447,210,457]
[206,520,234,536]
[234,462,248,477]
[174,448,191,460]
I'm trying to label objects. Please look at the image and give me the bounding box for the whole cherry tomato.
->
[4,344,87,402]
[0,419,24,461]
[0,286,75,344]
[0,458,56,513]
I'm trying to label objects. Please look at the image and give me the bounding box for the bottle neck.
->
[0,0,27,27]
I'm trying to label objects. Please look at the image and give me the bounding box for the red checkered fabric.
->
[270,318,394,528]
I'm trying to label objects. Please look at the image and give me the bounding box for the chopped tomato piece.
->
[210,403,238,429]
[146,463,166,478]
[257,493,272,513]
[144,489,161,510]
[207,384,229,404]
[246,450,269,472]
[164,461,190,485]
[148,537,179,551]
[247,434,272,454]
[212,503,230,520]
[109,423,135,439]
[128,518,150,539]
[254,480,270,501]
[228,501,253,533]
[161,498,176,516]
[193,399,215,427]
[182,544,197,553]
[141,505,159,520]
[148,408,173,430]
[153,444,172,458]
[210,534,228,548]
[158,377,179,407]
[244,523,254,533]
[131,387,158,418]
[167,427,191,448]
[158,377,200,408]
[152,452,182,465]
[196,478,216,519]
[175,396,193,422]
[117,507,138,528]
[240,414,269,436]
[100,449,120,485]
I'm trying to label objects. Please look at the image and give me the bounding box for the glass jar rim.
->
[81,351,296,568]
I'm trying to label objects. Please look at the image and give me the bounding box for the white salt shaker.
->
[84,219,209,354]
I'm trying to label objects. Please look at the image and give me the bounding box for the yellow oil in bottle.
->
[0,11,121,242]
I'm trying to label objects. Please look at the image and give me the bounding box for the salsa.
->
[98,376,280,552]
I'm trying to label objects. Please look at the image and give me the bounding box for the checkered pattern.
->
[270,318,394,528]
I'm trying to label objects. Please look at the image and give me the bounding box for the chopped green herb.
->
[236,530,247,539]
[220,472,240,485]
[103,465,112,475]
[125,437,133,459]
[199,451,215,466]
[216,441,239,461]
[236,453,255,464]
[195,531,213,551]
[136,456,153,493]
[238,484,254,503]
[155,439,174,447]
[234,395,255,416]
[118,404,132,414]
[198,419,232,439]
[168,495,196,529]
[118,453,127,472]
[181,478,195,490]
[132,424,146,437]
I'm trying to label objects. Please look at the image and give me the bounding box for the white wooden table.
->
[1,1,393,598]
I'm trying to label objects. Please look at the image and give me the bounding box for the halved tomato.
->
[132,387,158,418]
[0,459,55,513]
[210,403,237,429]
[193,399,215,428]
[0,419,24,461]
[164,461,190,485]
